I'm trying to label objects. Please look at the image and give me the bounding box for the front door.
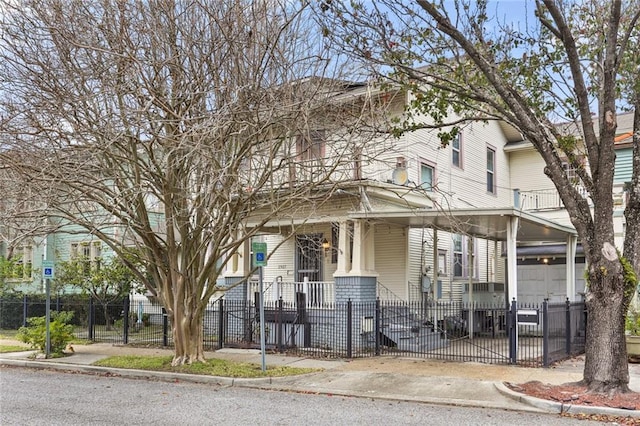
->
[296,234,323,282]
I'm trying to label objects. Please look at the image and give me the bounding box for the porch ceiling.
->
[348,207,577,242]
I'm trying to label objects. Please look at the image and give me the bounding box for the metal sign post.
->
[259,266,266,372]
[252,242,268,372]
[42,260,55,358]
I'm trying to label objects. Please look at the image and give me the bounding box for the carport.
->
[348,207,579,303]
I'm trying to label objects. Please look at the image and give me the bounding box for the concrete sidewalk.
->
[1,341,639,418]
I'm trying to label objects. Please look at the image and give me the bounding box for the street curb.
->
[495,382,640,418]
[0,358,544,413]
[0,358,299,387]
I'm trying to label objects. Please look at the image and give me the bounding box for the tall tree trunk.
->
[103,306,113,332]
[581,265,631,393]
[170,299,205,366]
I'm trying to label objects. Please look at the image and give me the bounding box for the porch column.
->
[335,220,351,275]
[432,229,438,300]
[506,216,519,302]
[566,234,578,301]
[365,222,375,274]
[351,219,374,275]
[334,219,377,304]
[493,240,499,283]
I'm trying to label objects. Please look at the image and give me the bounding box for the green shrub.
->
[627,307,640,336]
[16,311,75,356]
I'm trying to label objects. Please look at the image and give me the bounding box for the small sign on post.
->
[42,260,55,279]
[252,242,267,267]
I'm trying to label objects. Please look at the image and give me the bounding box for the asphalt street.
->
[0,367,611,426]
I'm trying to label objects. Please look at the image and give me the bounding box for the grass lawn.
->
[0,344,30,353]
[93,355,319,378]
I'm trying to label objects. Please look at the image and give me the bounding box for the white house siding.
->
[407,228,433,301]
[444,121,513,209]
[374,224,408,300]
[261,234,295,284]
[508,149,553,193]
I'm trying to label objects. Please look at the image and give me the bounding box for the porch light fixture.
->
[321,238,330,249]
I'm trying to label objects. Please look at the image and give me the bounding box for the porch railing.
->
[248,279,334,308]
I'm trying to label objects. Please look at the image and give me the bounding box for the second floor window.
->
[71,241,102,275]
[8,246,33,280]
[487,147,496,194]
[452,134,462,168]
[293,130,326,182]
[297,130,325,163]
[420,162,435,190]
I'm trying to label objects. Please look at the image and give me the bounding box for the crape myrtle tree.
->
[317,0,640,393]
[0,0,389,365]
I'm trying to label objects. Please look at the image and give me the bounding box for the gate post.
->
[508,298,517,364]
[22,294,28,327]
[296,292,310,347]
[218,298,224,350]
[375,299,381,356]
[162,307,169,347]
[542,299,549,367]
[88,298,94,341]
[277,297,284,353]
[346,299,352,358]
[565,298,571,355]
[123,296,130,345]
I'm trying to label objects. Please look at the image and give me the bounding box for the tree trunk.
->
[581,269,631,394]
[170,301,205,366]
[103,304,113,332]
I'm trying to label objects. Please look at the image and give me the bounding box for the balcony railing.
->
[517,186,591,211]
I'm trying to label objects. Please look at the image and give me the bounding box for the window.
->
[297,130,325,162]
[71,241,102,276]
[353,147,362,180]
[453,235,464,277]
[294,130,326,182]
[10,246,33,279]
[452,134,462,168]
[438,250,447,276]
[452,234,477,278]
[486,147,496,194]
[420,162,435,190]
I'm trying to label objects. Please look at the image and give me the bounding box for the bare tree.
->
[0,0,389,364]
[317,0,640,393]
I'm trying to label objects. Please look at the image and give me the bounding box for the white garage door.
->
[517,263,586,305]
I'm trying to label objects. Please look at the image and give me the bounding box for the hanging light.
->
[321,238,330,249]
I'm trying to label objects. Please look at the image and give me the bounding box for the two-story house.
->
[224,83,580,318]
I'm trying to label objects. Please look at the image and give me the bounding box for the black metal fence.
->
[0,294,586,367]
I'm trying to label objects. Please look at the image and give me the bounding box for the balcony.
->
[516,186,591,211]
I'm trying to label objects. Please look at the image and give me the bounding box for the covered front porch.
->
[239,207,579,305]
